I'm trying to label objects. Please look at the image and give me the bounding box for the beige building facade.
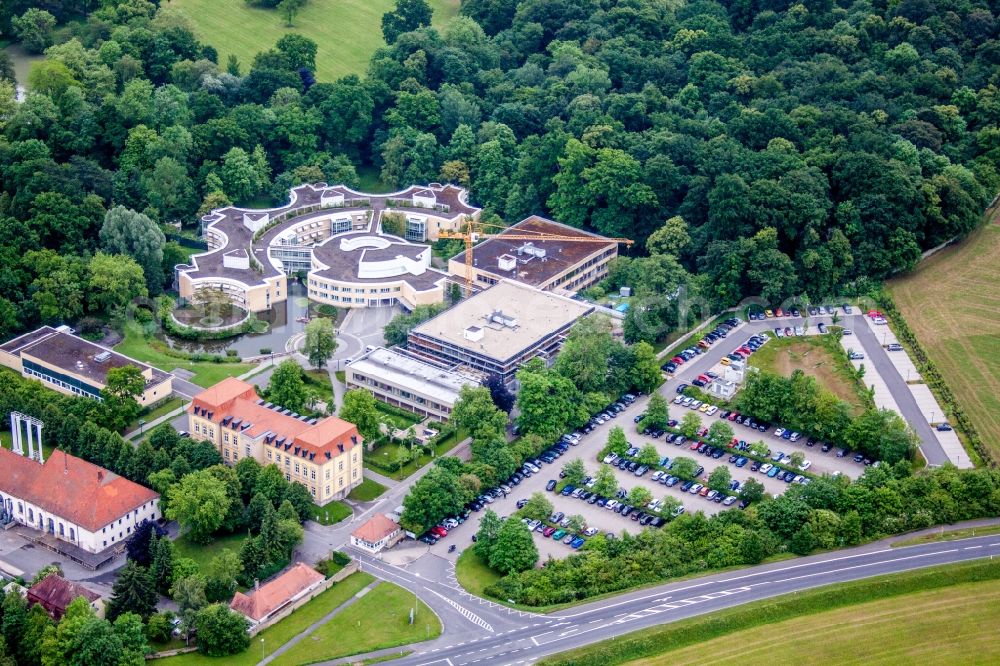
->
[188,378,363,504]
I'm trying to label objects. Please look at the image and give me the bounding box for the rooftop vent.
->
[517,242,546,259]
[489,310,518,328]
[94,351,112,363]
[497,254,517,272]
[463,326,484,342]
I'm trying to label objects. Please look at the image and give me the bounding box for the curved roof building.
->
[175,183,479,312]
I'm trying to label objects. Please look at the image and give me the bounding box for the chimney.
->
[254,579,259,591]
[97,471,103,482]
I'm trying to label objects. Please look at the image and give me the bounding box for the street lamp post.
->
[261,637,265,660]
[413,572,420,620]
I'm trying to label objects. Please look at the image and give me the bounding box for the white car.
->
[706,406,718,416]
[774,427,786,438]
[688,483,704,494]
[799,460,812,471]
[647,499,662,511]
[651,471,664,482]
[674,395,685,404]
[682,397,694,407]
[603,453,618,464]
[689,400,702,409]
[759,463,773,474]
[794,326,804,336]
[584,527,599,537]
[605,500,619,511]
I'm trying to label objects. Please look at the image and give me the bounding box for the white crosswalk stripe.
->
[429,589,495,632]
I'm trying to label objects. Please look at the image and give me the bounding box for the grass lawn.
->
[356,165,395,193]
[157,572,374,666]
[348,477,387,501]
[305,500,352,525]
[125,397,185,433]
[376,404,423,430]
[454,549,502,599]
[888,215,1000,461]
[114,324,252,388]
[304,368,334,407]
[542,559,1000,666]
[272,581,441,665]
[168,0,460,83]
[172,532,248,573]
[367,427,468,480]
[748,333,866,411]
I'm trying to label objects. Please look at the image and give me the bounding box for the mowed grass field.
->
[888,215,1000,460]
[625,578,1000,666]
[169,0,461,82]
[748,334,864,411]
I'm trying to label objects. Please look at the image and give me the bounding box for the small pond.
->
[3,44,43,101]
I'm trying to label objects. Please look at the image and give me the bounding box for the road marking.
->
[429,589,494,632]
[966,546,982,550]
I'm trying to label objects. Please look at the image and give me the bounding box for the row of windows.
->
[308,280,401,295]
[193,421,215,439]
[23,360,102,399]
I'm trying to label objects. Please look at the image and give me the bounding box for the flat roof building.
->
[407,280,594,385]
[0,326,173,406]
[188,378,364,505]
[448,216,618,294]
[345,347,482,421]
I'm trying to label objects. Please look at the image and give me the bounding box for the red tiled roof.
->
[352,514,399,542]
[28,573,100,611]
[0,449,159,531]
[229,563,324,621]
[190,379,363,457]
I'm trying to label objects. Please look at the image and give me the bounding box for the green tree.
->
[220,147,263,203]
[401,465,468,534]
[172,575,208,614]
[166,469,233,543]
[646,216,691,257]
[627,486,653,508]
[381,0,433,44]
[452,385,507,440]
[679,412,702,439]
[518,492,553,522]
[553,315,616,395]
[12,9,56,54]
[277,0,307,27]
[565,514,586,534]
[149,535,175,596]
[107,561,157,622]
[790,523,816,555]
[303,317,336,369]
[790,451,806,469]
[488,518,538,574]
[142,157,195,223]
[749,440,770,458]
[561,458,586,486]
[669,456,698,480]
[88,253,147,316]
[637,444,660,467]
[474,509,502,560]
[706,420,735,449]
[145,612,174,644]
[515,363,582,440]
[266,360,308,414]
[193,605,249,657]
[100,207,166,294]
[99,366,146,432]
[707,466,732,494]
[641,393,669,430]
[606,426,629,455]
[740,478,766,504]
[338,389,380,442]
[592,464,618,498]
[631,342,663,393]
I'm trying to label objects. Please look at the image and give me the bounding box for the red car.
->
[728,412,740,421]
[430,526,448,538]
[775,308,784,317]
[672,356,685,365]
[690,440,701,450]
[697,375,711,384]
[543,526,556,537]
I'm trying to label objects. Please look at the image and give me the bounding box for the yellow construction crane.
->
[439,218,634,296]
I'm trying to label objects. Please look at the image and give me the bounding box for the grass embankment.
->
[115,325,251,388]
[454,549,502,599]
[156,572,374,666]
[748,333,866,411]
[168,0,460,83]
[272,581,441,665]
[541,558,1000,666]
[888,217,1000,461]
[891,524,1000,548]
[348,477,387,501]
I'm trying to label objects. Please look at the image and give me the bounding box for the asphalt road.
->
[340,534,1000,666]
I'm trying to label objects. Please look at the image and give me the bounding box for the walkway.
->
[259,580,381,665]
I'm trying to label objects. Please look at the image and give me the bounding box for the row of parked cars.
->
[601,449,750,509]
[555,480,675,526]
[661,318,742,373]
[720,332,769,367]
[581,393,640,434]
[748,304,852,320]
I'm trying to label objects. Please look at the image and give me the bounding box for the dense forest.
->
[0,0,998,342]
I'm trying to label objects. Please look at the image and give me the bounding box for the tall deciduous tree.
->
[166,469,233,543]
[381,0,433,44]
[100,206,166,294]
[338,389,380,442]
[303,317,337,369]
[266,360,308,414]
[193,605,249,657]
[452,385,507,440]
[488,518,538,574]
[100,366,145,431]
[88,252,147,315]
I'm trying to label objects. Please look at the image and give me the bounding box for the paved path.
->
[363,468,400,489]
[259,580,381,665]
